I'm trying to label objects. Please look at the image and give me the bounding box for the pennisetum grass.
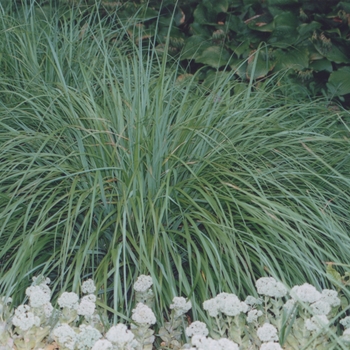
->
[0,0,350,330]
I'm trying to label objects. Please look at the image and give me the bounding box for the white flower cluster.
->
[58,292,80,310]
[247,309,263,323]
[76,324,102,350]
[256,277,287,298]
[290,283,321,303]
[77,294,96,318]
[92,339,113,350]
[320,289,341,307]
[131,302,156,325]
[53,323,77,350]
[203,292,248,317]
[283,299,296,313]
[187,334,239,350]
[170,297,192,318]
[260,342,283,350]
[82,279,96,294]
[309,300,331,315]
[24,276,54,321]
[340,316,350,329]
[26,281,51,308]
[133,275,153,293]
[305,315,329,332]
[342,328,350,342]
[341,317,350,343]
[185,321,209,337]
[105,323,139,348]
[12,304,40,331]
[53,322,103,350]
[257,323,279,342]
[2,273,346,350]
[289,284,341,319]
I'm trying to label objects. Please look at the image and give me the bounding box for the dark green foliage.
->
[83,0,350,106]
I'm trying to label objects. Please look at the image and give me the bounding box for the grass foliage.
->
[1,2,350,326]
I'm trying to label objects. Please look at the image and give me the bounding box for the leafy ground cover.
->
[27,0,350,107]
[0,1,350,344]
[2,275,350,349]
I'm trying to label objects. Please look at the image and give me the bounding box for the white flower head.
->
[185,321,209,337]
[91,339,113,350]
[218,293,248,316]
[217,338,240,350]
[58,292,79,309]
[82,279,96,294]
[257,323,279,342]
[12,305,40,331]
[0,296,12,305]
[191,335,220,350]
[77,294,96,318]
[342,328,350,342]
[340,316,350,329]
[320,289,340,307]
[53,323,77,350]
[247,309,263,323]
[203,297,220,317]
[131,302,156,325]
[290,283,321,303]
[256,277,287,298]
[260,342,283,350]
[170,297,192,317]
[310,300,331,315]
[133,275,153,293]
[203,292,247,318]
[305,315,329,332]
[283,299,296,314]
[106,324,135,345]
[43,302,54,318]
[76,324,102,350]
[26,283,51,308]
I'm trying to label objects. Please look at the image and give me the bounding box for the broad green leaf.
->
[274,12,298,28]
[203,0,229,13]
[193,4,216,24]
[327,66,350,96]
[297,22,322,38]
[326,264,342,284]
[181,36,211,60]
[324,45,350,64]
[229,57,247,79]
[233,82,249,94]
[227,15,246,33]
[309,59,333,73]
[269,28,298,48]
[338,1,350,12]
[227,40,250,58]
[195,46,232,68]
[190,22,213,37]
[268,12,299,48]
[243,0,260,4]
[230,0,243,5]
[202,71,232,88]
[246,50,275,80]
[274,48,309,71]
[267,0,298,4]
[247,14,275,32]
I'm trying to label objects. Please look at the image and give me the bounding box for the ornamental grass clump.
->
[1,0,350,329]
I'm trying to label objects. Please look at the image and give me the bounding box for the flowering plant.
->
[0,274,350,350]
